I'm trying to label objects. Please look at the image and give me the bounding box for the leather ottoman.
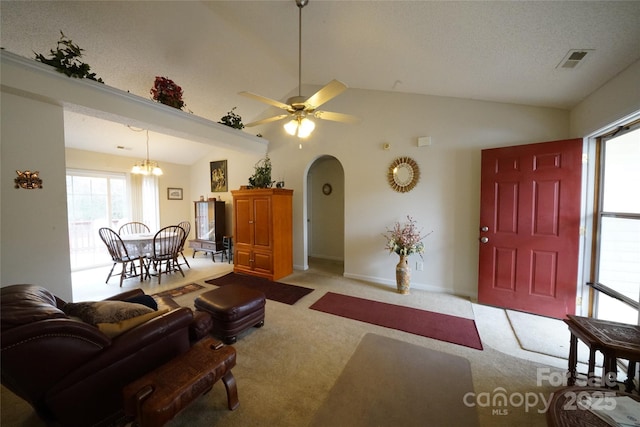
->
[194,285,266,344]
[123,337,238,427]
[155,295,213,342]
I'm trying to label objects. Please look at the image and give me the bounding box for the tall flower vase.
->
[395,255,411,294]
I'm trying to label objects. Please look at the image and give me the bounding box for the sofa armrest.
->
[1,318,111,402]
[52,307,193,387]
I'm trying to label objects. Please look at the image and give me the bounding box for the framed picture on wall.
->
[167,187,183,200]
[210,160,228,192]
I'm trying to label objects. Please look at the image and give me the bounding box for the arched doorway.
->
[306,156,344,273]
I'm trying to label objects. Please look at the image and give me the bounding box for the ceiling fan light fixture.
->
[284,117,315,138]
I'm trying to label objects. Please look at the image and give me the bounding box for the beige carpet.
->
[310,333,479,426]
[1,257,565,427]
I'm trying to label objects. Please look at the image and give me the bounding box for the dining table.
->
[120,232,155,281]
[120,232,178,281]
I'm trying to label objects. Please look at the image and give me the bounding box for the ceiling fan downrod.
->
[295,0,308,97]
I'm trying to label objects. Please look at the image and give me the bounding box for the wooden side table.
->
[564,315,640,392]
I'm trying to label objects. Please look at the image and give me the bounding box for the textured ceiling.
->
[2,1,639,164]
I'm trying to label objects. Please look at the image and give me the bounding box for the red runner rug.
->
[205,273,314,305]
[309,292,483,350]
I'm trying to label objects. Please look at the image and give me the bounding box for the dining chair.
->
[221,236,233,264]
[98,227,142,287]
[118,222,150,235]
[147,225,186,284]
[176,221,191,269]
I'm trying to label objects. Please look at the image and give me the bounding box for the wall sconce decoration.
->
[387,157,420,193]
[14,170,43,189]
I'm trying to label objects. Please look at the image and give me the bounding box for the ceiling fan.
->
[239,0,358,138]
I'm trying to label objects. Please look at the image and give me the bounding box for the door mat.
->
[310,292,483,350]
[205,273,313,305]
[310,333,479,426]
[152,283,204,299]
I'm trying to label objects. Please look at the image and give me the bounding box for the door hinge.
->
[582,153,588,164]
[579,226,586,236]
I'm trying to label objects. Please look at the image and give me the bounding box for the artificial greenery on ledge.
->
[218,107,245,129]
[34,31,104,83]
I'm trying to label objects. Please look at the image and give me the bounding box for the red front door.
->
[478,139,583,319]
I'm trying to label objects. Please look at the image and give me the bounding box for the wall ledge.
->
[0,50,268,153]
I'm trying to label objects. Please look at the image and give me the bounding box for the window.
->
[67,170,128,270]
[67,170,160,271]
[593,123,640,324]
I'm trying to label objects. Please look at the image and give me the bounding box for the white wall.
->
[263,87,570,298]
[2,53,637,303]
[189,145,266,237]
[1,92,72,300]
[571,59,640,137]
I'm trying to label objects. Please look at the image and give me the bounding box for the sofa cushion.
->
[1,284,67,332]
[63,301,154,325]
[97,309,169,338]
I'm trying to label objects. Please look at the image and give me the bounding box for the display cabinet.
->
[188,200,226,260]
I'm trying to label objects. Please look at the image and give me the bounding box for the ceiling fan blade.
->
[313,110,360,124]
[239,91,291,111]
[303,79,348,110]
[245,114,290,127]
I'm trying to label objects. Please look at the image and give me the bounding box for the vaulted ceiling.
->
[2,1,639,164]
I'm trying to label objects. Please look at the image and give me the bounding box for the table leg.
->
[568,331,578,386]
[625,361,637,393]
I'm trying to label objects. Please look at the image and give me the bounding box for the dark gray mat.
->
[310,333,479,427]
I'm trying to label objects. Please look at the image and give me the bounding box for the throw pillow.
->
[97,309,168,338]
[62,300,154,325]
[124,294,158,311]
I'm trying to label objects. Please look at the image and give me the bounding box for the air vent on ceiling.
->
[556,49,594,70]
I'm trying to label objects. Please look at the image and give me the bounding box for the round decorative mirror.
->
[387,157,420,193]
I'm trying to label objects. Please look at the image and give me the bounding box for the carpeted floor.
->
[2,257,569,427]
[310,291,483,350]
[205,272,314,305]
[310,333,479,426]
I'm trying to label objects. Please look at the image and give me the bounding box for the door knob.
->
[480,237,489,243]
[480,226,489,232]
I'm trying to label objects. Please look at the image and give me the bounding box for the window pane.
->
[602,128,640,213]
[596,217,640,323]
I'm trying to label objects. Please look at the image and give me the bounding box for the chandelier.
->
[131,130,163,176]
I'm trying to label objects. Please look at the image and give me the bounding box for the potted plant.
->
[248,155,274,188]
[218,107,244,129]
[34,31,104,82]
[383,216,431,294]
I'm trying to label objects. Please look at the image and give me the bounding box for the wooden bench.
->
[123,337,239,426]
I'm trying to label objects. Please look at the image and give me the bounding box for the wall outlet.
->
[416,261,423,271]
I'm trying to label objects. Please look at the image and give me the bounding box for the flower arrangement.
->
[150,76,185,110]
[383,216,431,257]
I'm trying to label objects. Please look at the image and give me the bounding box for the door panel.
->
[234,198,252,246]
[253,197,271,249]
[478,138,582,319]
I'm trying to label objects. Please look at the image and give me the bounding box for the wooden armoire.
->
[231,188,293,280]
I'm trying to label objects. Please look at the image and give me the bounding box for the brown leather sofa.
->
[0,284,196,427]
